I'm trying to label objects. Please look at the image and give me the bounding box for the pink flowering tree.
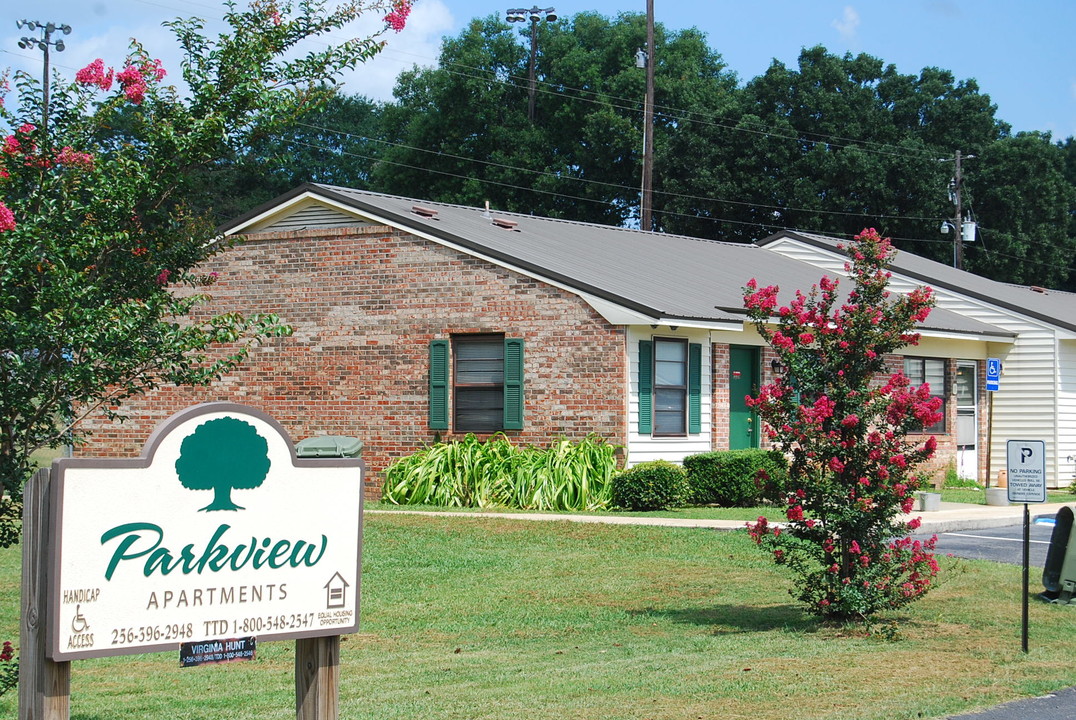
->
[0,0,412,548]
[743,229,942,620]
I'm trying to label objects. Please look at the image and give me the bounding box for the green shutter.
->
[638,340,653,434]
[503,337,524,430]
[688,342,702,434]
[429,340,449,430]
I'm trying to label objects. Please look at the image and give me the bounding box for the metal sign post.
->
[984,359,1000,487]
[1007,439,1047,653]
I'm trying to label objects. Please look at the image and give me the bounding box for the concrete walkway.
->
[368,500,1074,534]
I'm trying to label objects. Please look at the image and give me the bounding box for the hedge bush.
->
[611,460,688,511]
[683,449,789,507]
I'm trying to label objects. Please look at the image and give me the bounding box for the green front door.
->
[729,346,760,449]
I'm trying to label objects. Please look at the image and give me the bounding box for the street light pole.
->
[16,20,72,144]
[506,7,557,122]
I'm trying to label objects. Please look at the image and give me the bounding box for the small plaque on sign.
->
[180,637,256,667]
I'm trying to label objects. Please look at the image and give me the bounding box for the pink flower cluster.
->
[75,58,114,91]
[79,57,166,105]
[3,123,35,157]
[0,202,15,232]
[0,641,12,662]
[746,516,770,543]
[743,278,779,314]
[384,0,413,32]
[57,146,94,170]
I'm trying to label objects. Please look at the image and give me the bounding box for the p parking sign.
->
[1006,439,1046,504]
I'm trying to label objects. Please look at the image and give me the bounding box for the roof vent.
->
[411,205,438,219]
[1030,285,1048,294]
[482,200,492,219]
[491,217,518,230]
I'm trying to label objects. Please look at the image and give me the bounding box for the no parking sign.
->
[1006,439,1046,504]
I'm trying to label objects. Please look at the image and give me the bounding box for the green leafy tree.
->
[964,132,1076,289]
[190,93,389,223]
[743,228,941,620]
[176,417,271,511]
[373,12,736,226]
[663,46,1008,250]
[0,0,412,547]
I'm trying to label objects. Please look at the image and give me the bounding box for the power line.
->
[293,121,951,225]
[286,137,959,245]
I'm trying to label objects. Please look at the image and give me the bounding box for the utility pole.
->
[506,7,557,122]
[953,149,964,270]
[640,0,655,232]
[16,20,72,144]
[940,149,975,269]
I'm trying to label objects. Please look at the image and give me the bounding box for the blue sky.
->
[3,0,1074,138]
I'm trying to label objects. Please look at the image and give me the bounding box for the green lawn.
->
[940,487,1073,505]
[3,514,1076,719]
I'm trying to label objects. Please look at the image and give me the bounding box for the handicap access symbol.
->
[71,604,90,633]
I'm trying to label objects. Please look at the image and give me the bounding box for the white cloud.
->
[336,0,456,101]
[831,5,861,46]
[2,1,454,104]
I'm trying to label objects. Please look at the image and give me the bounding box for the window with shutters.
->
[428,335,523,432]
[454,335,505,432]
[654,338,688,436]
[903,357,947,433]
[638,338,701,437]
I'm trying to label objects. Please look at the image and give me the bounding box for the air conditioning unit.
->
[1042,505,1076,604]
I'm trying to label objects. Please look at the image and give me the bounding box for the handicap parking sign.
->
[986,358,1001,392]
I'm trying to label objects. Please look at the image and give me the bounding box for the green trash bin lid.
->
[295,436,363,458]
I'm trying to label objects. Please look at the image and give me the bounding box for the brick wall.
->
[78,225,627,498]
[710,343,731,451]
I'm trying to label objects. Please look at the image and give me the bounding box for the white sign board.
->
[1006,439,1047,504]
[48,403,364,661]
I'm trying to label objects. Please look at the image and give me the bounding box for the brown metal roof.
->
[221,185,1014,338]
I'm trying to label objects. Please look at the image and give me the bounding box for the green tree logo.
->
[175,417,271,512]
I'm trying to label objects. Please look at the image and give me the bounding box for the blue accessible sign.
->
[986,358,1001,392]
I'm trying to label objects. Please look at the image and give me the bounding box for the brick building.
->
[79,185,1076,494]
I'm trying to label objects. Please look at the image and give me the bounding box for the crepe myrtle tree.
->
[0,0,413,548]
[743,228,942,620]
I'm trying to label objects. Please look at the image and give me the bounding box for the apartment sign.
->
[48,403,364,661]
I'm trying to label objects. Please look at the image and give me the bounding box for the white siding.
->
[626,326,713,466]
[264,204,372,231]
[765,237,1068,486]
[1058,340,1076,487]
